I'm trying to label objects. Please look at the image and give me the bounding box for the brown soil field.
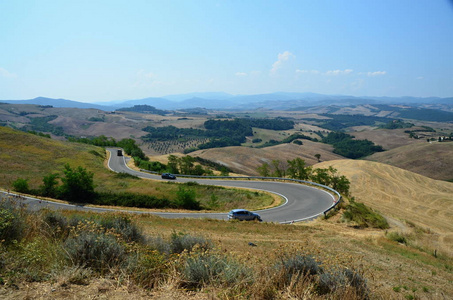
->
[188,141,344,175]
[315,159,453,256]
[366,142,453,181]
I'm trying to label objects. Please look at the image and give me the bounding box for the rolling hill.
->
[316,159,453,254]
[366,142,453,181]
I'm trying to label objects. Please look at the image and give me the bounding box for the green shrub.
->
[342,200,389,229]
[94,192,170,209]
[175,187,201,210]
[64,231,126,272]
[12,178,29,193]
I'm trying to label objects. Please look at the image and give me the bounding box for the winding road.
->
[106,148,336,223]
[0,149,338,224]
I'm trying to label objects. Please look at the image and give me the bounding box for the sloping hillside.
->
[190,140,345,175]
[316,159,453,253]
[0,126,107,188]
[365,142,453,181]
[352,128,424,150]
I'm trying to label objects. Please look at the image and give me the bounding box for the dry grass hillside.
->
[366,142,453,181]
[190,141,344,175]
[316,159,453,255]
[351,128,425,150]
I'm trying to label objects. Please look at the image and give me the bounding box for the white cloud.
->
[296,69,320,74]
[366,71,386,77]
[416,76,424,80]
[325,69,353,76]
[0,67,17,78]
[235,72,247,77]
[270,51,295,74]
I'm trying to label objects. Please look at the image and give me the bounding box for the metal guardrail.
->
[140,169,342,219]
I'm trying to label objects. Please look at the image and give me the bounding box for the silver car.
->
[228,209,262,221]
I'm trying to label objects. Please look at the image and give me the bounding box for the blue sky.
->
[1,0,452,102]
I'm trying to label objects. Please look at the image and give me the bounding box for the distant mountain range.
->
[1,92,452,111]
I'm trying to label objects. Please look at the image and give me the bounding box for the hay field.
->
[316,159,453,254]
[366,142,453,181]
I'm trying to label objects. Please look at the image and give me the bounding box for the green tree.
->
[40,173,60,198]
[175,187,200,210]
[310,168,330,186]
[12,178,29,193]
[271,159,285,178]
[220,167,229,176]
[332,175,350,195]
[287,158,311,180]
[178,156,195,174]
[167,154,179,174]
[257,162,270,177]
[315,153,321,162]
[59,164,95,203]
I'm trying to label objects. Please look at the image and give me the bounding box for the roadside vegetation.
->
[0,195,451,299]
[257,158,351,196]
[0,197,371,299]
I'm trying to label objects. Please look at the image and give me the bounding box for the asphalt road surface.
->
[106,148,336,223]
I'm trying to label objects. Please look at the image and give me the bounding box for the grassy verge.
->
[0,127,276,211]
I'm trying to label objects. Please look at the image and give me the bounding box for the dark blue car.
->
[161,173,176,180]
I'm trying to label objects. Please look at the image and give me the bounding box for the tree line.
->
[68,135,148,160]
[257,157,350,195]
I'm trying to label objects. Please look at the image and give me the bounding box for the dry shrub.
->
[178,249,253,290]
[64,222,127,273]
[125,249,168,289]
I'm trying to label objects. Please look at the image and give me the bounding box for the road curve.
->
[107,148,335,223]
